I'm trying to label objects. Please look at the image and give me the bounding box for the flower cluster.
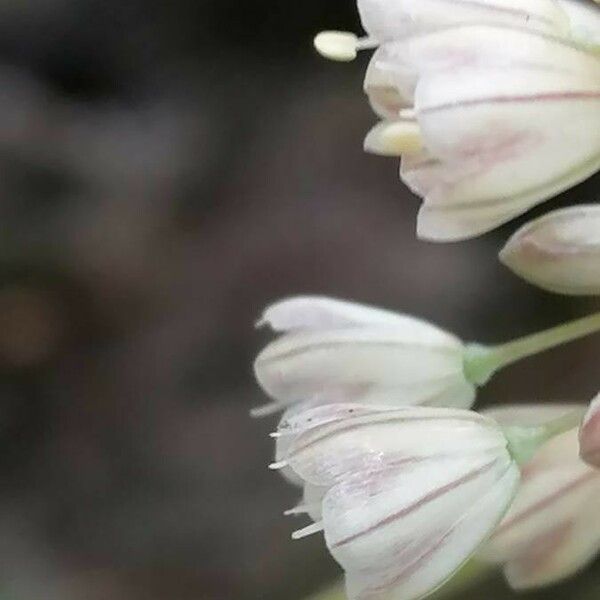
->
[251,1,600,599]
[254,297,600,599]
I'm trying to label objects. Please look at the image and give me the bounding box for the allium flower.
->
[580,392,600,468]
[274,403,520,600]
[253,296,476,416]
[363,24,600,241]
[500,205,600,295]
[480,405,600,589]
[315,0,600,241]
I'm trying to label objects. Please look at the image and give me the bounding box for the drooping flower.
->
[274,403,520,600]
[580,392,600,468]
[363,24,600,241]
[254,296,600,419]
[500,205,600,295]
[253,296,476,417]
[314,1,600,241]
[480,404,600,589]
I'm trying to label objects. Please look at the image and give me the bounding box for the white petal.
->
[412,64,600,240]
[504,503,600,589]
[482,462,600,587]
[364,48,414,119]
[254,326,472,409]
[284,406,506,487]
[558,0,600,45]
[257,296,411,332]
[357,0,569,40]
[330,454,519,600]
[500,205,600,295]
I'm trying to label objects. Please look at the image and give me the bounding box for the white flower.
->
[363,24,600,241]
[580,392,600,469]
[500,205,600,295]
[274,403,520,600]
[253,296,475,417]
[480,405,600,589]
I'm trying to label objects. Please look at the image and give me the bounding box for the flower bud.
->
[253,296,476,416]
[500,206,600,296]
[580,393,600,469]
[276,403,519,600]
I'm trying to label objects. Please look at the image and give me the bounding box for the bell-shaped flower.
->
[273,403,520,600]
[500,205,600,296]
[480,404,600,589]
[253,296,476,417]
[580,392,600,469]
[363,23,600,241]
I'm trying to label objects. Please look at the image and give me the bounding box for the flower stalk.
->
[464,311,600,386]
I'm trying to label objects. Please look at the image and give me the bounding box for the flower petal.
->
[357,0,569,41]
[481,428,600,588]
[257,296,411,333]
[412,64,600,240]
[283,405,507,487]
[333,455,519,600]
[254,326,472,410]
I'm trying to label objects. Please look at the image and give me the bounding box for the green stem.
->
[464,311,600,386]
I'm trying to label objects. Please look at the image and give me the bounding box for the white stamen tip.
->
[314,31,358,62]
[269,460,288,470]
[292,521,324,540]
[269,431,282,438]
[254,316,267,329]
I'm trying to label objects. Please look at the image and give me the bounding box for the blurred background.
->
[0,0,597,599]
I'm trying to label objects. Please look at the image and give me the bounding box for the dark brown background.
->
[0,0,597,598]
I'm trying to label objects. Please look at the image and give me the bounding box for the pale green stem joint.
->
[504,409,585,465]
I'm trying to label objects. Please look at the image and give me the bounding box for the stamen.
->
[364,120,423,156]
[268,460,289,470]
[250,402,285,418]
[313,31,377,62]
[292,521,324,540]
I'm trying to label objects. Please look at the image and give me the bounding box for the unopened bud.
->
[500,206,600,296]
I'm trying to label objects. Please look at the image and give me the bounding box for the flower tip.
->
[313,31,358,62]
